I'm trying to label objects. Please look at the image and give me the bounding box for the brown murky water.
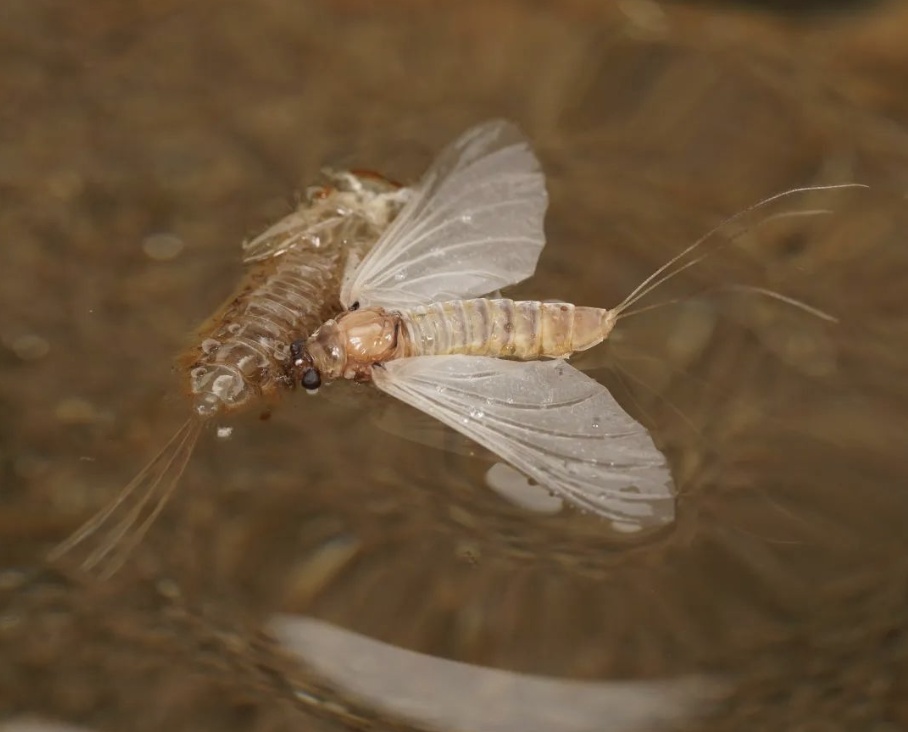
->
[2,1,908,730]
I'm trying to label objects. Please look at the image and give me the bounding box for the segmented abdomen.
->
[399,299,613,360]
[186,249,343,416]
[183,177,405,417]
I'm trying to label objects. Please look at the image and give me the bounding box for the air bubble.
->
[142,232,185,261]
[55,397,98,425]
[612,521,644,534]
[9,333,49,361]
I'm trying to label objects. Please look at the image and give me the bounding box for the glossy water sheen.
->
[3,2,908,732]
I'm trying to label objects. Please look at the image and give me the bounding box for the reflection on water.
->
[0,720,95,732]
[484,462,565,515]
[2,1,908,730]
[271,614,724,732]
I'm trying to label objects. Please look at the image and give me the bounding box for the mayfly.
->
[51,118,863,577]
[289,121,865,531]
[50,163,412,577]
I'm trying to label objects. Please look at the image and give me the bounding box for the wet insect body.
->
[302,299,616,383]
[51,118,864,577]
[292,120,863,529]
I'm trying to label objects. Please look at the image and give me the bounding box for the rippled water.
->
[2,2,908,730]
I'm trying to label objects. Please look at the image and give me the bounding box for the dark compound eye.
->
[289,339,305,365]
[301,368,321,391]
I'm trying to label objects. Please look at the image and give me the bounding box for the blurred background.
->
[2,1,908,730]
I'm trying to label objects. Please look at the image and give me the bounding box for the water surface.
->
[2,1,908,730]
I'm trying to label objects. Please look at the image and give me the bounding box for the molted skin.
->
[180,172,406,416]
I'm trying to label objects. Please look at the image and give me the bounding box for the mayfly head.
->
[288,340,322,394]
[289,320,346,392]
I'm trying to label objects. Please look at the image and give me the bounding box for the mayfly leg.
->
[47,418,202,578]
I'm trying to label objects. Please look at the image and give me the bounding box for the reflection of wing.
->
[341,119,548,310]
[370,402,493,459]
[271,614,724,732]
[485,462,565,515]
[372,356,675,527]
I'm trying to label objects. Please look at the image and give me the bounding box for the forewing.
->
[341,120,548,309]
[372,356,675,527]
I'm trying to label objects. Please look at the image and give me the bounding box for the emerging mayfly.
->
[51,118,863,577]
[50,163,412,577]
[289,121,865,529]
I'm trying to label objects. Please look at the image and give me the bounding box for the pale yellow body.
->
[398,299,615,360]
[302,299,617,383]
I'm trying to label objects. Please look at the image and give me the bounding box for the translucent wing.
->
[241,206,346,264]
[372,356,675,527]
[341,119,548,310]
[242,172,410,264]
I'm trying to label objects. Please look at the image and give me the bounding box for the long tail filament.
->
[47,418,203,579]
[610,184,867,322]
